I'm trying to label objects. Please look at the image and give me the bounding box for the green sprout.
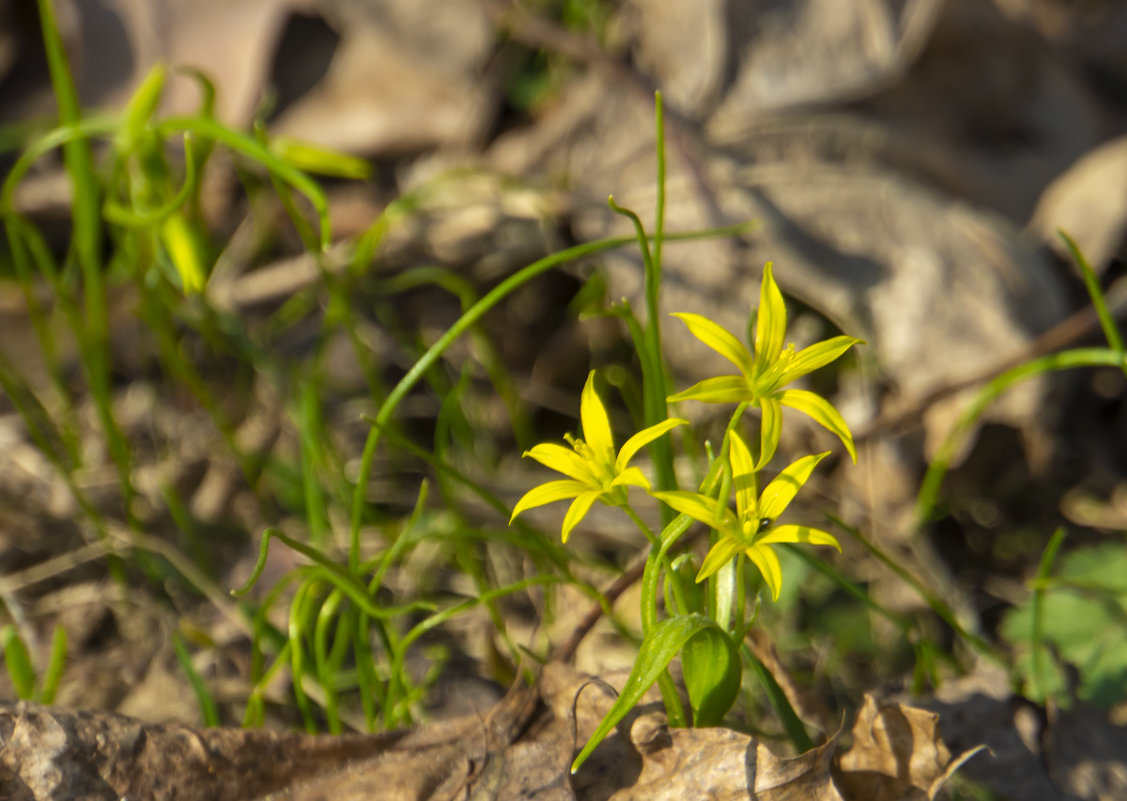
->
[510,370,686,542]
[668,262,862,468]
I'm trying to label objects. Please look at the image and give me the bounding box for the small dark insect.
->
[756,517,773,533]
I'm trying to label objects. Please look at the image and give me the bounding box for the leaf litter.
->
[0,662,983,801]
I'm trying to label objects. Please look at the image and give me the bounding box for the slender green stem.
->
[653,92,665,284]
[1058,231,1125,360]
[349,223,751,570]
[1030,527,1067,702]
[917,348,1127,525]
[623,504,658,547]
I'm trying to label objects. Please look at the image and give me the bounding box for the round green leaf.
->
[682,625,741,726]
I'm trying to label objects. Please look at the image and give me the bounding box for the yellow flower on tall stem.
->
[667,262,863,468]
[511,371,686,542]
[653,432,840,601]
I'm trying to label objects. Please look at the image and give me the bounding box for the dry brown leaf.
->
[836,693,975,801]
[0,665,984,801]
[1030,134,1127,272]
[0,680,541,801]
[755,737,845,801]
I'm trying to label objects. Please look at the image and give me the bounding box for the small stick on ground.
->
[552,523,706,664]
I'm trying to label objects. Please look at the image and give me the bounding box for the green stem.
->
[349,223,751,571]
[917,347,1127,525]
[623,504,658,547]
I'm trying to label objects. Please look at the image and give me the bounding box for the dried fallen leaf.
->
[835,693,981,801]
[1,664,982,801]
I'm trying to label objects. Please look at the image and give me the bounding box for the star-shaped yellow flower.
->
[653,432,840,600]
[511,371,687,542]
[667,262,863,468]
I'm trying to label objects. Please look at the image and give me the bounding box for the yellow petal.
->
[756,396,782,470]
[524,443,600,485]
[611,466,650,490]
[561,491,601,542]
[652,491,726,530]
[757,524,841,551]
[671,313,756,376]
[778,389,857,463]
[727,432,758,521]
[695,536,744,582]
[754,263,787,373]
[758,452,829,520]
[510,479,588,522]
[745,544,784,601]
[580,371,616,467]
[778,336,863,385]
[667,376,750,404]
[616,417,687,473]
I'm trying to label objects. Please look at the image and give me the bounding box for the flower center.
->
[565,433,614,485]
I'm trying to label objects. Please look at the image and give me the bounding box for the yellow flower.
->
[511,371,687,542]
[667,262,863,468]
[653,432,840,601]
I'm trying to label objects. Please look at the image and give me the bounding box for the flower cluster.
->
[511,262,860,600]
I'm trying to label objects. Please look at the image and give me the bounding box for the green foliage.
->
[682,626,741,726]
[1,624,67,704]
[1002,540,1127,708]
[570,613,717,772]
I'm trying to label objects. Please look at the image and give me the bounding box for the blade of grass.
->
[917,347,1127,525]
[1029,527,1067,704]
[1058,231,1125,360]
[173,632,220,726]
[38,624,67,704]
[826,515,1000,661]
[742,643,814,753]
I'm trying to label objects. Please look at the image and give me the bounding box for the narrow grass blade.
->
[38,624,67,705]
[917,348,1127,525]
[742,643,813,753]
[173,632,220,726]
[1030,528,1067,704]
[1059,231,1125,358]
[1,625,36,699]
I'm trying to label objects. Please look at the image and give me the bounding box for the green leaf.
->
[38,624,67,704]
[121,63,166,146]
[571,614,712,773]
[1,625,36,700]
[270,136,372,180]
[681,625,741,726]
[174,632,220,726]
[1001,542,1127,707]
